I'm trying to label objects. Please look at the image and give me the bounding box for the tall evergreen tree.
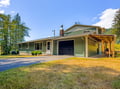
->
[0,13,29,55]
[112,9,120,40]
[11,13,30,50]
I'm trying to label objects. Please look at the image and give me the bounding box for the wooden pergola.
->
[89,34,116,57]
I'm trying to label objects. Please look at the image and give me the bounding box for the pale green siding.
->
[64,26,97,36]
[65,30,83,36]
[53,40,57,55]
[19,42,34,51]
[29,42,35,51]
[19,42,35,55]
[74,37,85,57]
[42,41,46,54]
[52,37,85,57]
[88,38,98,57]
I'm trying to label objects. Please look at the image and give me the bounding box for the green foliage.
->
[10,50,19,55]
[112,9,120,39]
[115,44,120,51]
[31,50,42,55]
[112,79,120,89]
[0,13,30,55]
[103,28,113,35]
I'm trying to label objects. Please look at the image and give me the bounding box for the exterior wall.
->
[19,37,98,57]
[19,40,54,55]
[54,37,85,57]
[42,41,46,54]
[88,38,98,57]
[19,42,35,55]
[53,40,58,55]
[74,37,85,57]
[65,30,83,36]
[29,42,35,50]
[64,26,97,36]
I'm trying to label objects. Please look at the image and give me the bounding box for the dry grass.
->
[0,57,120,89]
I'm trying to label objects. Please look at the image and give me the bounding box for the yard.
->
[0,57,120,89]
[0,55,37,59]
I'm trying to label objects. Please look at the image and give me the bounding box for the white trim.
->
[96,27,98,34]
[46,41,52,55]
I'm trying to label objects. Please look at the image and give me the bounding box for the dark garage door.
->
[59,40,74,55]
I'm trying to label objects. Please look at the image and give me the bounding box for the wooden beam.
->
[101,40,105,54]
[85,36,88,57]
[108,41,111,57]
[112,36,116,57]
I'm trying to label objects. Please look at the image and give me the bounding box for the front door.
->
[46,41,51,54]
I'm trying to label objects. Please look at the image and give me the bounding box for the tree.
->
[112,9,120,40]
[0,14,11,54]
[10,13,30,50]
[0,13,29,55]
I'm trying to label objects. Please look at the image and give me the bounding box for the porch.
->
[89,34,116,57]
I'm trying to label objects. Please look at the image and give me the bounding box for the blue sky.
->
[0,0,119,41]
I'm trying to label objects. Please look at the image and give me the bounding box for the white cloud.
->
[0,10,4,14]
[93,8,119,28]
[92,16,98,22]
[11,10,15,14]
[0,0,10,7]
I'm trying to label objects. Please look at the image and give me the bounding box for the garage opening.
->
[59,40,74,55]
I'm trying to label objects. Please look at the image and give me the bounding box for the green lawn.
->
[0,57,120,89]
[0,55,40,59]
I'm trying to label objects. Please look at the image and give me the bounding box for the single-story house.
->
[18,24,116,57]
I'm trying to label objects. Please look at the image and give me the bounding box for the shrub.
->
[115,44,120,51]
[10,50,19,55]
[31,51,42,56]
[112,79,120,89]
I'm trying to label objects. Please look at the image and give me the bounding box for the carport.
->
[89,34,116,57]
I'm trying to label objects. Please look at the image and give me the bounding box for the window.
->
[39,43,42,50]
[35,42,42,50]
[23,43,29,49]
[19,44,22,49]
[47,42,51,50]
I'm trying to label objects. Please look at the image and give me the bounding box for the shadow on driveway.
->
[0,56,72,72]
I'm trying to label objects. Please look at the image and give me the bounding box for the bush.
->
[112,79,120,89]
[115,44,120,51]
[31,51,42,56]
[10,50,19,55]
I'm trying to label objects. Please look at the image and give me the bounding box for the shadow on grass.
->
[0,62,120,89]
[0,59,46,71]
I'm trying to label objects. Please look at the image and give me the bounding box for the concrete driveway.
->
[0,56,72,72]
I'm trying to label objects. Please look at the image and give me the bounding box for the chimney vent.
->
[60,25,64,36]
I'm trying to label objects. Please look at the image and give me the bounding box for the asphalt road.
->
[0,56,72,72]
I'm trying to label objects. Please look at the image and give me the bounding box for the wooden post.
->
[111,41,114,57]
[101,40,104,54]
[99,42,102,55]
[108,41,111,57]
[85,36,88,57]
[112,36,116,57]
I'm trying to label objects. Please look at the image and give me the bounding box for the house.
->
[18,24,116,57]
